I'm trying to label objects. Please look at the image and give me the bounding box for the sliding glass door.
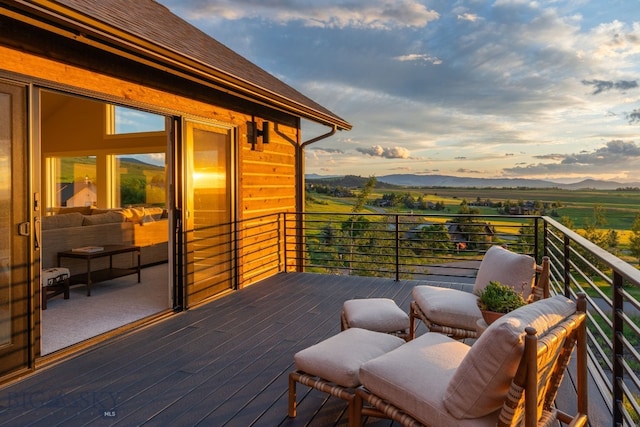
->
[184,121,234,304]
[0,80,30,377]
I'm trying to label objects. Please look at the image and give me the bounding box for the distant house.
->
[447,222,494,246]
[59,182,97,208]
[405,222,494,248]
[0,0,350,383]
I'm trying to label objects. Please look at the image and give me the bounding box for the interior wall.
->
[41,92,166,155]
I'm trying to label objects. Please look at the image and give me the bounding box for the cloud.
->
[394,54,442,65]
[159,0,640,181]
[174,0,439,30]
[582,79,639,95]
[504,140,640,176]
[456,168,481,174]
[310,147,344,154]
[357,145,411,159]
[457,13,481,22]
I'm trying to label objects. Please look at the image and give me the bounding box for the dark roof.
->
[9,0,351,130]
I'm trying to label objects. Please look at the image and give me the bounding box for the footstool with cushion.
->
[41,267,70,309]
[288,327,405,424]
[341,298,410,341]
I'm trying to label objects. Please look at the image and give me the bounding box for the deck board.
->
[0,272,605,426]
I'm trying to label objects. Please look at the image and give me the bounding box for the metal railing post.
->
[534,216,539,261]
[563,235,571,297]
[613,271,624,426]
[283,213,288,273]
[395,214,400,282]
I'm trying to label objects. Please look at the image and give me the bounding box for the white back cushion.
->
[443,295,576,418]
[474,245,536,299]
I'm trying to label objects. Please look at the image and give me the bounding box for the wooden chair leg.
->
[288,372,297,418]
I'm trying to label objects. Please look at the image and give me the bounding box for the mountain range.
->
[305,174,640,190]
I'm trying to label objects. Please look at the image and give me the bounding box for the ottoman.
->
[42,267,70,309]
[341,298,410,341]
[288,327,404,424]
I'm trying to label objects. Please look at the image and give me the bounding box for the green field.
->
[306,186,640,264]
[365,187,640,230]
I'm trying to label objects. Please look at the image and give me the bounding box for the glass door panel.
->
[0,81,29,377]
[185,121,233,303]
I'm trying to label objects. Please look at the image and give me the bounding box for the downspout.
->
[275,123,338,272]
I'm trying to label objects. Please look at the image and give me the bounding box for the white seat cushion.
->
[412,286,481,331]
[444,295,576,419]
[342,298,409,333]
[359,333,499,427]
[42,267,70,287]
[473,245,536,299]
[294,328,404,388]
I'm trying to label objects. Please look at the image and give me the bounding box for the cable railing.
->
[283,212,541,281]
[275,211,640,425]
[230,211,640,424]
[544,216,640,426]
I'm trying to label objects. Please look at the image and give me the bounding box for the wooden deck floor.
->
[0,272,610,426]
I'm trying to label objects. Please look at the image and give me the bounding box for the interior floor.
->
[41,263,170,355]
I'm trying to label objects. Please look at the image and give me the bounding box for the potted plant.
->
[476,280,527,324]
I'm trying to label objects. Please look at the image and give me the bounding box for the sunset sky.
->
[158,0,640,183]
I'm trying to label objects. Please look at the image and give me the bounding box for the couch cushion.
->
[413,286,481,331]
[41,212,85,230]
[55,206,93,215]
[121,207,145,224]
[443,295,576,419]
[82,211,125,226]
[474,245,536,299]
[342,298,409,333]
[294,328,404,388]
[91,208,122,215]
[359,333,498,426]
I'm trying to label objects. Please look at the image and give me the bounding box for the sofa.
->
[41,206,168,276]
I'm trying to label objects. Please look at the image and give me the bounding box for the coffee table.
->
[58,244,141,296]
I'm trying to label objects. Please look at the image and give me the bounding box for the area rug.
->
[41,263,170,354]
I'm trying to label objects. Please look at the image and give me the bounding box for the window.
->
[107,105,165,135]
[46,156,97,210]
[113,154,166,208]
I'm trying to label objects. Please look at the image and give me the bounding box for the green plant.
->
[476,280,527,313]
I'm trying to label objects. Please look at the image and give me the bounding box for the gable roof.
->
[3,0,351,130]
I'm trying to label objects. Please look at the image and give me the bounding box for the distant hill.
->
[305,174,640,190]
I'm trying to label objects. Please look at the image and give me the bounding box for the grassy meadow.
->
[306,186,640,259]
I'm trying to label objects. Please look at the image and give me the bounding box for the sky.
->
[157,0,640,183]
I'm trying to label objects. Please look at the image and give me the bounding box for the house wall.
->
[0,43,298,293]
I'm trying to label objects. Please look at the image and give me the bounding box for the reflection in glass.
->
[47,156,97,210]
[0,93,11,345]
[115,154,166,208]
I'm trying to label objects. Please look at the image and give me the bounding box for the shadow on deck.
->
[0,272,611,426]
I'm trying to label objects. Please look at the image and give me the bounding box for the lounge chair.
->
[410,245,550,340]
[354,294,587,426]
